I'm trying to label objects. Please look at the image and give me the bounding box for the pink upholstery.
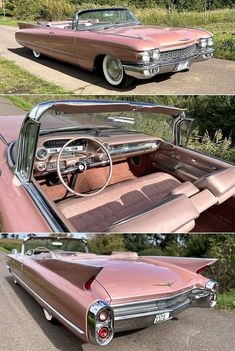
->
[58,172,181,232]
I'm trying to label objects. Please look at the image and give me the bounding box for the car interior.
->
[32,122,235,233]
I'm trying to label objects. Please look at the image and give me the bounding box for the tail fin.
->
[18,22,43,30]
[143,256,217,274]
[38,259,103,290]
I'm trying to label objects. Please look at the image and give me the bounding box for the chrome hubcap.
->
[106,57,123,81]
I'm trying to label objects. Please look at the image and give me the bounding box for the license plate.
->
[176,61,189,71]
[154,312,170,324]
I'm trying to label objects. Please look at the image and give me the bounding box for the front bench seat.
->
[58,172,183,232]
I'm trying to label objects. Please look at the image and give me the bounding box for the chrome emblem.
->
[153,281,175,287]
[179,38,190,41]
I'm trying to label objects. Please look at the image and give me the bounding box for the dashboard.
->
[34,133,160,176]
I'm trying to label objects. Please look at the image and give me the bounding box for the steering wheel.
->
[56,136,113,197]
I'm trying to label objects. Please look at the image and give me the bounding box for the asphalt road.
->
[1,25,235,95]
[0,96,25,115]
[0,251,235,351]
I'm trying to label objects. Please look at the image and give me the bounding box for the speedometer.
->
[36,148,49,161]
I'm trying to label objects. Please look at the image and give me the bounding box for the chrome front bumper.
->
[112,281,218,332]
[123,47,214,80]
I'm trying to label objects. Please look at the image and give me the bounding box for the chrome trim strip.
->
[111,287,194,307]
[12,272,85,335]
[114,300,190,321]
[17,174,68,232]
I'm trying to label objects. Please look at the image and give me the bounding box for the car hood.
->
[86,257,206,303]
[99,25,211,49]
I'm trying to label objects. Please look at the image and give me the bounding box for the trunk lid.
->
[83,256,203,303]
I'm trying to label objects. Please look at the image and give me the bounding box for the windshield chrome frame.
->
[22,235,89,255]
[74,8,141,31]
[12,100,186,183]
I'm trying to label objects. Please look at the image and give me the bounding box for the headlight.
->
[200,39,207,48]
[152,48,160,60]
[207,37,213,46]
[140,51,150,63]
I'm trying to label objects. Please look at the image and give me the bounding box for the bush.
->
[189,129,235,163]
[14,0,41,21]
[39,0,76,21]
[181,234,235,293]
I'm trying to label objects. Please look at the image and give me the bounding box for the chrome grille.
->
[113,290,193,320]
[159,45,198,64]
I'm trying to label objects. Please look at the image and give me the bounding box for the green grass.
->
[0,239,22,253]
[217,290,235,311]
[0,17,18,26]
[0,246,11,253]
[8,95,37,111]
[205,22,235,60]
[0,57,70,94]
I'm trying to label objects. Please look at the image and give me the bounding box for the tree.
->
[88,234,125,254]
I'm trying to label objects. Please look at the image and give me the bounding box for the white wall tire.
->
[32,50,41,58]
[102,55,125,86]
[43,308,56,323]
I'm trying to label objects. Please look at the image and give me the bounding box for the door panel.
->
[48,29,77,63]
[153,144,233,182]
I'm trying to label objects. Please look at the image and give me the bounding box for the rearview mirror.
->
[107,116,135,124]
[11,249,18,255]
[52,242,63,246]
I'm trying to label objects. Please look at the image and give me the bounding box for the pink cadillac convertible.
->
[7,236,219,346]
[0,99,235,233]
[16,8,214,87]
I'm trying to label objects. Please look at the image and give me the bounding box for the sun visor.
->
[50,103,136,114]
[50,102,186,116]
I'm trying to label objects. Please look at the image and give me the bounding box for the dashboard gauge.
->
[36,147,49,161]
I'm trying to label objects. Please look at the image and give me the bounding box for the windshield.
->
[24,237,87,253]
[40,109,175,143]
[76,8,140,31]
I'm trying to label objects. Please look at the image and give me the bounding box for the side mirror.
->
[11,248,18,255]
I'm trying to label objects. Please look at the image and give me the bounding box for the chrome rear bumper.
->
[112,280,218,332]
[123,47,214,80]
